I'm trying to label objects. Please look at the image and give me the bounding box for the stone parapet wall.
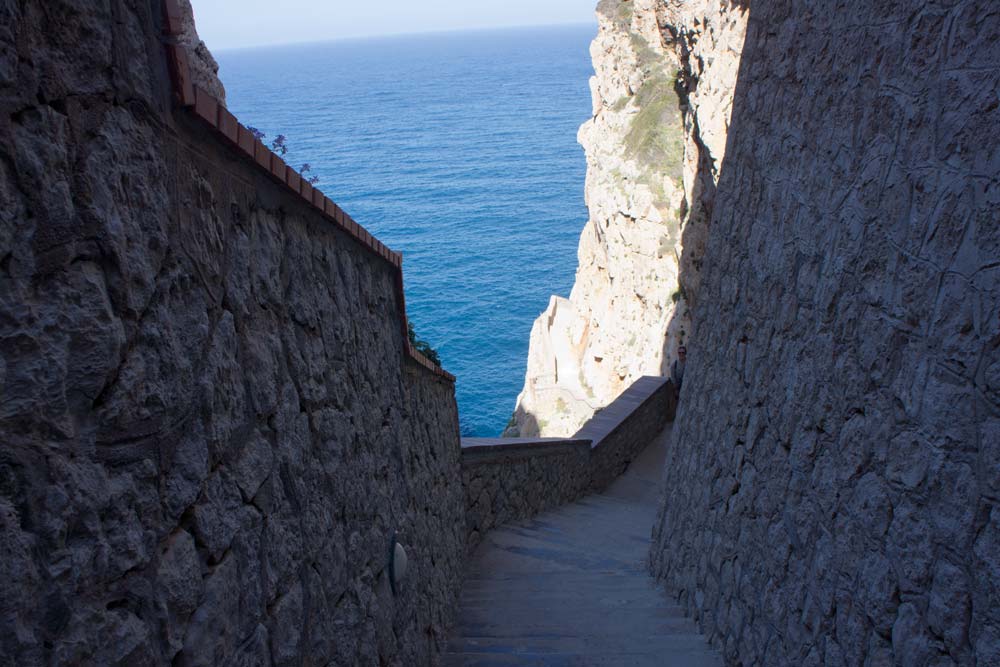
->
[0,2,462,664]
[579,376,675,491]
[461,438,592,553]
[161,0,452,383]
[462,376,674,552]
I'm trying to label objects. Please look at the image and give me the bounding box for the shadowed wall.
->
[0,2,464,664]
[651,1,1000,665]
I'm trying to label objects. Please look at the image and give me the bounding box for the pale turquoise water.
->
[216,25,595,435]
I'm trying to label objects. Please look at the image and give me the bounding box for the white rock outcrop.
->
[178,0,227,104]
[505,0,748,437]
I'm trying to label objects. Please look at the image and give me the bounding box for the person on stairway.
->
[670,345,686,396]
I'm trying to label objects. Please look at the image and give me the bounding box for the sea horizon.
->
[211,21,598,54]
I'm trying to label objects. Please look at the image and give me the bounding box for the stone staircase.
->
[444,425,722,666]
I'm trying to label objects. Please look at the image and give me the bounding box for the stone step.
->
[442,652,722,667]
[453,613,700,637]
[446,427,722,666]
[459,579,674,596]
[443,635,723,665]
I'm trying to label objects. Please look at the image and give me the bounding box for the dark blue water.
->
[216,25,595,436]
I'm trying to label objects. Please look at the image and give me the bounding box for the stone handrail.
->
[461,376,675,552]
[577,375,676,490]
[159,0,452,381]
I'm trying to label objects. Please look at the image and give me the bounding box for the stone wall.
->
[580,375,674,491]
[461,438,591,553]
[0,1,464,665]
[464,376,674,553]
[650,2,1000,666]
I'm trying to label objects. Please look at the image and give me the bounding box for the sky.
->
[190,0,598,51]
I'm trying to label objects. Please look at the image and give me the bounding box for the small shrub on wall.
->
[408,321,441,366]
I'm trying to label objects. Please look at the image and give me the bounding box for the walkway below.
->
[444,425,723,666]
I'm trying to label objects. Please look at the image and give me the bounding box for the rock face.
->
[650,1,1000,666]
[659,0,748,309]
[177,0,227,104]
[0,3,462,665]
[505,0,747,437]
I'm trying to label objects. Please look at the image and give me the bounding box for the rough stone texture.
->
[650,2,1000,666]
[176,0,227,104]
[579,376,674,491]
[446,426,723,667]
[461,439,591,554]
[658,0,748,310]
[0,2,463,665]
[505,0,689,437]
[464,376,673,554]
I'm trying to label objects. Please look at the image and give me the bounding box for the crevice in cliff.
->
[504,0,695,438]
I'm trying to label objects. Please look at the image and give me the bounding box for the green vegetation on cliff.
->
[625,36,684,181]
[597,0,634,30]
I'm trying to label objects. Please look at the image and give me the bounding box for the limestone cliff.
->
[505,0,747,437]
[658,0,748,309]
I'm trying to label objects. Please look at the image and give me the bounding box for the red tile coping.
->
[253,139,270,170]
[270,154,287,181]
[407,345,455,381]
[219,107,239,145]
[285,166,301,194]
[164,23,451,380]
[166,45,195,107]
[323,197,338,220]
[237,123,256,155]
[194,87,218,127]
[162,0,184,36]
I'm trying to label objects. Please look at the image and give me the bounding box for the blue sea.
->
[217,25,596,436]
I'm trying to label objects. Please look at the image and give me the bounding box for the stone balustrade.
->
[461,376,676,552]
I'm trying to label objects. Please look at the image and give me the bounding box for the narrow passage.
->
[444,426,723,666]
